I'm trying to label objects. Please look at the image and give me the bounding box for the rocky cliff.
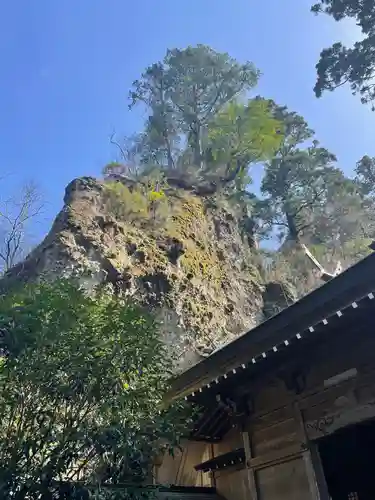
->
[2,176,295,370]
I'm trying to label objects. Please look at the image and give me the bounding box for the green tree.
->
[0,279,190,499]
[129,45,260,171]
[306,173,374,247]
[165,45,259,168]
[355,155,375,196]
[206,98,283,191]
[311,0,375,106]
[129,63,180,169]
[261,105,338,242]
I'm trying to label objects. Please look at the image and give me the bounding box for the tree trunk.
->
[159,76,174,170]
[192,125,203,169]
[163,128,174,169]
[222,158,242,184]
[285,210,300,242]
[191,85,203,169]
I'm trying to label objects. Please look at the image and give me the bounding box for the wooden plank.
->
[255,457,311,500]
[246,366,375,428]
[305,398,375,440]
[242,431,258,500]
[248,443,302,470]
[252,416,299,457]
[293,404,322,500]
[251,406,294,431]
[299,380,358,412]
[302,452,320,500]
[209,442,216,489]
[214,427,243,456]
[215,468,252,500]
[194,448,245,472]
[309,443,330,500]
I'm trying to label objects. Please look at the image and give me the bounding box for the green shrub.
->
[104,181,170,226]
[104,182,149,221]
[0,279,191,499]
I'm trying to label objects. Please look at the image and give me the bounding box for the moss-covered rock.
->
[1,176,280,371]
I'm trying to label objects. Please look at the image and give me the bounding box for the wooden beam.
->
[293,403,329,500]
[309,442,330,500]
[210,414,231,439]
[188,436,221,443]
[210,442,216,489]
[194,448,245,472]
[305,398,375,441]
[248,444,302,470]
[193,406,221,437]
[242,430,258,500]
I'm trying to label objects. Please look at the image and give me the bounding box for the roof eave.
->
[168,251,375,402]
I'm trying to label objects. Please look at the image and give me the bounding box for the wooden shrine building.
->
[157,248,375,500]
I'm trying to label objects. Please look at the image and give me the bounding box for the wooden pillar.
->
[310,442,331,500]
[242,430,258,500]
[210,442,216,488]
[293,403,330,500]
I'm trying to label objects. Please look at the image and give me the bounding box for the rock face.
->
[2,176,289,370]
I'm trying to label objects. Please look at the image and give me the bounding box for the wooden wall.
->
[215,467,250,500]
[255,458,310,500]
[154,439,213,487]
[213,427,242,456]
[210,324,375,500]
[160,319,375,499]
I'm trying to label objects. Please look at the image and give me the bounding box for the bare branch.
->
[109,132,128,163]
[0,181,44,273]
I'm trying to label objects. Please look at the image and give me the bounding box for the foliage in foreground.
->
[0,279,192,499]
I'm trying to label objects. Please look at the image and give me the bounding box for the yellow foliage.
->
[148,190,165,202]
[104,180,171,227]
[104,182,148,221]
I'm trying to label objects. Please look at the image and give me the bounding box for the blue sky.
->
[1,0,374,243]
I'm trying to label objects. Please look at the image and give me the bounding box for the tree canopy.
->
[260,104,339,242]
[107,45,280,192]
[355,155,375,196]
[312,0,375,107]
[104,42,375,293]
